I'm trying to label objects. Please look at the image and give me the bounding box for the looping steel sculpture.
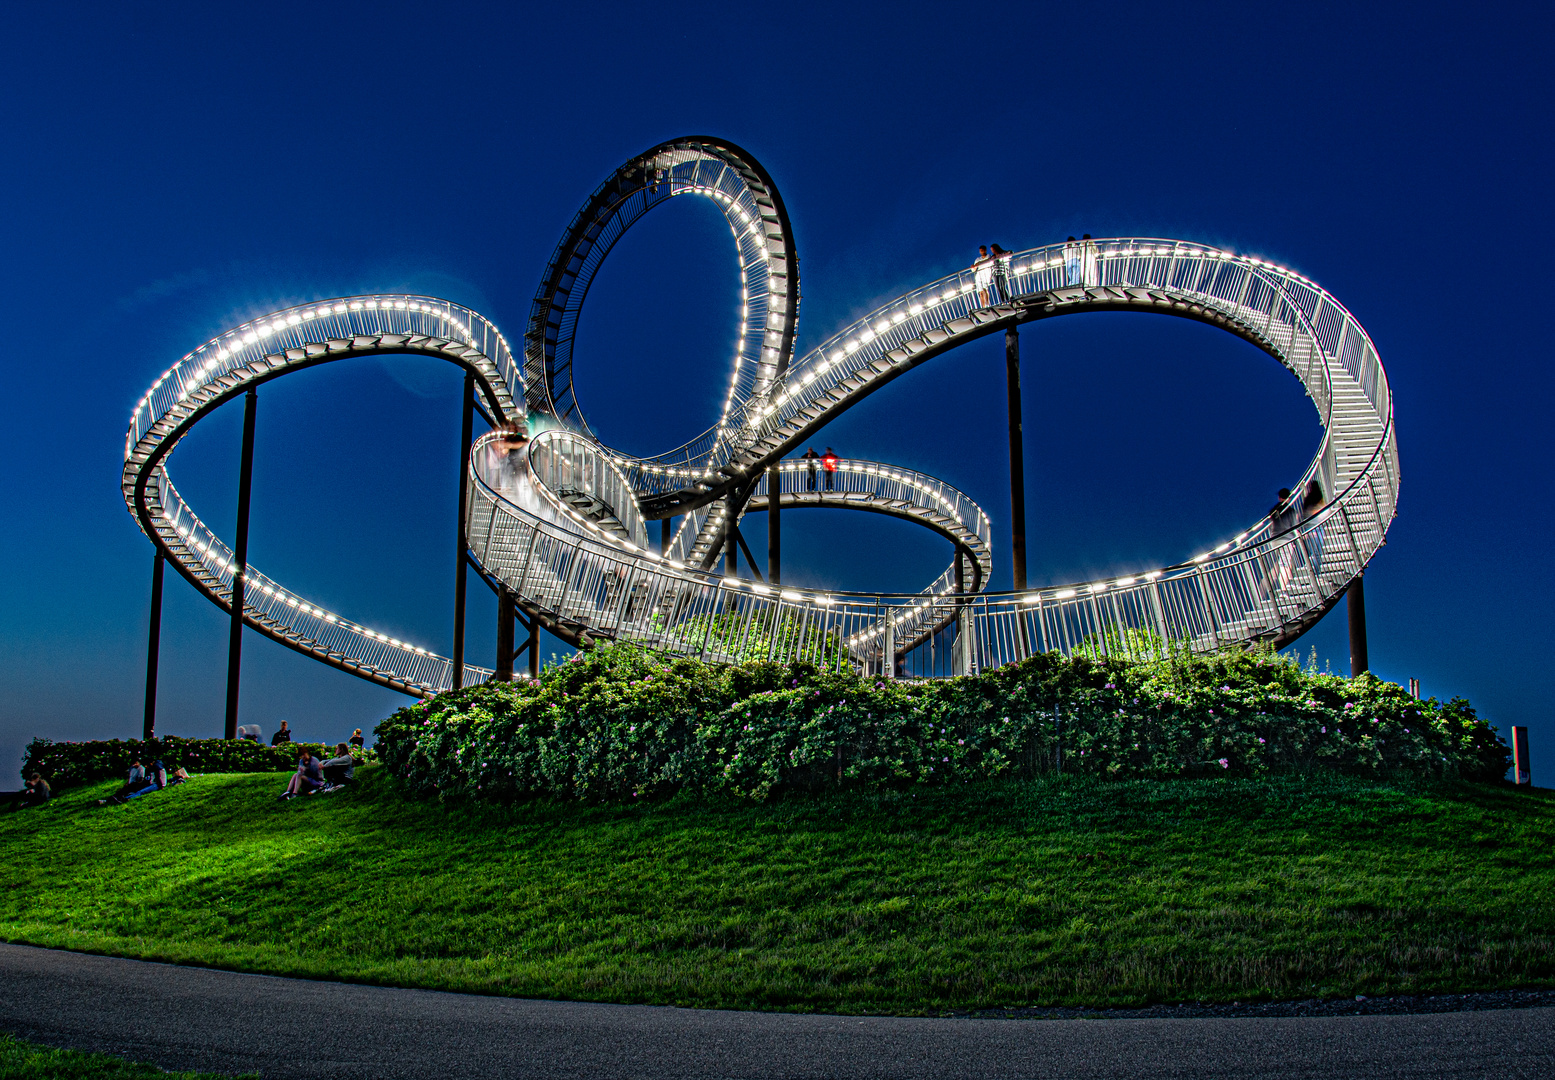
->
[124,137,1398,697]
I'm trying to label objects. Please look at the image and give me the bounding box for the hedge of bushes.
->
[375,643,1510,804]
[19,736,362,789]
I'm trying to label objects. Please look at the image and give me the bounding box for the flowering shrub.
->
[373,643,1511,805]
[20,736,372,788]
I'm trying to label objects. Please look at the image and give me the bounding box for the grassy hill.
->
[2,767,1553,1013]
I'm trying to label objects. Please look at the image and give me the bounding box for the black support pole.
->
[1006,327,1027,592]
[527,613,540,680]
[143,552,164,741]
[767,466,781,586]
[725,523,738,577]
[1348,575,1369,677]
[452,374,474,690]
[224,387,258,740]
[661,517,672,556]
[495,593,515,681]
[733,527,764,583]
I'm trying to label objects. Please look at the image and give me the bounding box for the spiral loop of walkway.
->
[122,296,522,694]
[124,138,1397,694]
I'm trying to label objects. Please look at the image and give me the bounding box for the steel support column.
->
[1348,575,1369,676]
[725,523,738,577]
[495,592,515,681]
[767,466,781,585]
[661,517,671,556]
[452,374,474,690]
[1006,327,1027,591]
[143,552,164,741]
[527,612,540,679]
[224,387,258,740]
[733,527,764,583]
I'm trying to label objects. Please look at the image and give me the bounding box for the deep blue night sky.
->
[2,2,1550,779]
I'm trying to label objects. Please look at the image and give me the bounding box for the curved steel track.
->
[123,140,1397,693]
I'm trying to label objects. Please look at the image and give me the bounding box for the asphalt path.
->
[1,944,1551,1079]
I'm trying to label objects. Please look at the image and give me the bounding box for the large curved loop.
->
[122,296,524,695]
[126,138,1398,693]
[524,136,800,464]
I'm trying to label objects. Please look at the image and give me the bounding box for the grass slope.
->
[3,767,1553,1013]
[0,1033,250,1079]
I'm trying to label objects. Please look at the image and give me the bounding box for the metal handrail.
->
[124,226,1396,693]
[122,294,523,696]
[483,240,1393,673]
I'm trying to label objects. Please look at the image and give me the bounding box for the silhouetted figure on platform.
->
[802,447,821,491]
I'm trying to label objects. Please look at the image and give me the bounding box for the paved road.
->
[1,944,1551,1079]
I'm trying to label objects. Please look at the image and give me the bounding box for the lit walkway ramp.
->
[123,137,1396,691]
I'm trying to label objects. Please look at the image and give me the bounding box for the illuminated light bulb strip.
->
[123,294,528,694]
[566,151,798,483]
[129,295,520,446]
[153,499,443,677]
[733,239,1337,475]
[570,239,1330,494]
[128,216,1390,687]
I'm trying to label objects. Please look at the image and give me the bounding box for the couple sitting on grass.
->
[97,759,189,806]
[279,744,357,800]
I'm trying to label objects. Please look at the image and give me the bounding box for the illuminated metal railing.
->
[122,295,521,696]
[525,138,798,452]
[612,238,1360,498]
[497,239,1394,671]
[125,237,1396,694]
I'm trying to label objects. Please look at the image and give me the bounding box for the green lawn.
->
[0,1033,250,1079]
[3,767,1553,1013]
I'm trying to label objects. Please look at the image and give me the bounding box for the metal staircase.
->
[123,140,1397,694]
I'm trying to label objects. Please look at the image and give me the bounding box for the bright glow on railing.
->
[125,225,1395,691]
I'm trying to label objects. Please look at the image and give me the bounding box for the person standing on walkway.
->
[1064,237,1080,285]
[1081,234,1100,286]
[802,447,821,491]
[1299,479,1326,579]
[822,448,839,491]
[971,245,994,307]
[1268,488,1298,592]
[271,721,291,747]
[497,415,529,495]
[989,244,1013,303]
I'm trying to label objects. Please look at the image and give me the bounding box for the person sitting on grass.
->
[124,759,167,800]
[279,749,325,800]
[167,766,190,786]
[118,759,146,797]
[320,743,357,790]
[12,774,50,810]
[98,759,155,806]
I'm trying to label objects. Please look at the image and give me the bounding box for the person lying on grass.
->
[279,749,325,800]
[98,759,169,806]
